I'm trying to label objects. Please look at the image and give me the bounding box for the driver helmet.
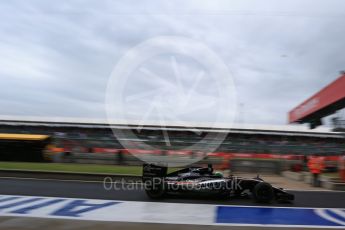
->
[214,171,223,178]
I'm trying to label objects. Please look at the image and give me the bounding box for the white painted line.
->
[212,223,345,229]
[287,189,345,193]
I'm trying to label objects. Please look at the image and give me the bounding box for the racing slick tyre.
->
[252,182,274,203]
[145,182,165,199]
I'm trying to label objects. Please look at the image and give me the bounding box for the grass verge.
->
[0,162,148,175]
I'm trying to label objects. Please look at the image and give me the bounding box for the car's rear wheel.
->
[252,182,274,203]
[145,182,165,199]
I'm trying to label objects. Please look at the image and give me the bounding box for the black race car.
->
[142,164,294,203]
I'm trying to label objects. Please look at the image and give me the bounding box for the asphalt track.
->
[0,177,344,208]
[3,216,342,230]
[1,217,334,230]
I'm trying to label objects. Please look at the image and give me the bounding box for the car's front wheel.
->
[252,182,274,203]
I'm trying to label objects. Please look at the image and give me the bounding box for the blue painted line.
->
[51,200,120,217]
[0,198,42,210]
[11,199,65,214]
[216,206,344,226]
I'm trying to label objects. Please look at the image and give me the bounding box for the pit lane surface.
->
[0,177,344,208]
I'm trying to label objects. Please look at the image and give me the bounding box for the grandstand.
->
[0,116,343,157]
[332,112,345,132]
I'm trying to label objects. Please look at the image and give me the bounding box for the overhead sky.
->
[1,0,344,126]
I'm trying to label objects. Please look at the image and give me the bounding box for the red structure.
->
[289,73,345,128]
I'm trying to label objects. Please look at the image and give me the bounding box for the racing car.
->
[142,164,294,203]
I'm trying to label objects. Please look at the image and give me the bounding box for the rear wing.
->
[142,164,167,182]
